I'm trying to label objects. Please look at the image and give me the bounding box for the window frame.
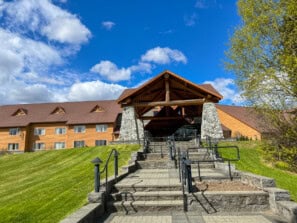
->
[9,128,20,136]
[95,140,107,146]
[34,128,46,136]
[34,142,45,150]
[96,124,108,133]
[73,140,85,148]
[74,125,86,133]
[54,142,66,150]
[55,127,66,135]
[8,143,19,151]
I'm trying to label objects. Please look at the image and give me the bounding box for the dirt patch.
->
[195,180,260,191]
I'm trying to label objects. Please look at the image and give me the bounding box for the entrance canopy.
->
[117,70,223,136]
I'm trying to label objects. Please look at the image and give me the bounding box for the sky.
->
[0,0,244,105]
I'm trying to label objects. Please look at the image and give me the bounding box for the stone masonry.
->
[118,106,144,141]
[201,102,223,139]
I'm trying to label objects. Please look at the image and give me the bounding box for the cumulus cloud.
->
[1,0,91,44]
[90,61,132,82]
[204,78,245,104]
[0,28,63,85]
[91,47,186,82]
[66,80,126,101]
[101,21,116,30]
[141,47,187,64]
[0,0,97,105]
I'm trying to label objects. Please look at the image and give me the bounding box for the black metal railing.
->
[186,145,240,182]
[91,148,119,193]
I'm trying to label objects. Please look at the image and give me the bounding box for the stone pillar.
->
[201,102,223,139]
[119,106,144,141]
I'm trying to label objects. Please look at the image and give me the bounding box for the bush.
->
[275,161,290,171]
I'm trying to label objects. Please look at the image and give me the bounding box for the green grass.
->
[218,141,297,202]
[0,145,140,223]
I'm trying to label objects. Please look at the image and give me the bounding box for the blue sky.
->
[0,0,243,105]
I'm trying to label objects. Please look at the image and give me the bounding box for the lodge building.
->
[0,71,265,152]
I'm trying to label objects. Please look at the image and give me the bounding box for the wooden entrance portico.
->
[117,70,223,138]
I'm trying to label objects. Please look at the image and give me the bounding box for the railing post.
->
[91,157,102,192]
[114,150,119,181]
[185,160,192,193]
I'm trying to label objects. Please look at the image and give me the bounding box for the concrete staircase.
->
[107,145,290,221]
[107,153,185,213]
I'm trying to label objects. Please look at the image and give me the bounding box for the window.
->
[95,140,107,146]
[96,124,107,132]
[8,143,19,151]
[74,125,85,133]
[34,128,45,136]
[54,142,65,149]
[74,141,85,148]
[9,128,20,136]
[34,142,45,150]
[55,127,66,135]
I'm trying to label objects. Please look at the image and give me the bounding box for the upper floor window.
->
[74,125,85,133]
[96,124,107,132]
[34,128,45,136]
[55,127,66,135]
[74,140,85,148]
[8,143,19,151]
[9,128,20,136]
[54,142,65,149]
[34,142,45,150]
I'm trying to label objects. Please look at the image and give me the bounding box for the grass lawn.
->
[0,145,140,223]
[218,141,297,202]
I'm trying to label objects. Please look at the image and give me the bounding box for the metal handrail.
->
[100,148,119,188]
[186,145,240,181]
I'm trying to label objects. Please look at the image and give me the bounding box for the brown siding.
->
[217,108,261,140]
[67,124,114,148]
[0,127,27,151]
[28,123,68,150]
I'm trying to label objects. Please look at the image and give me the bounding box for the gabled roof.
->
[216,104,268,133]
[0,100,121,128]
[117,70,223,105]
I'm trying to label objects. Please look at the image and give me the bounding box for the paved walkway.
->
[100,211,287,223]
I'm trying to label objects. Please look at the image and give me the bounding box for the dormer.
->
[90,105,105,113]
[12,108,28,116]
[51,106,65,115]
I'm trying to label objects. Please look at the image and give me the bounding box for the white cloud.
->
[141,47,187,64]
[9,84,53,104]
[90,61,132,82]
[204,78,245,104]
[42,17,91,44]
[66,80,126,101]
[1,0,91,45]
[91,47,186,82]
[0,28,63,84]
[102,21,115,30]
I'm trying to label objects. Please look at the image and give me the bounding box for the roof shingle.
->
[0,100,121,127]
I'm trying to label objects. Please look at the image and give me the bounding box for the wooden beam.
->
[133,98,205,107]
[141,116,184,121]
[165,78,170,102]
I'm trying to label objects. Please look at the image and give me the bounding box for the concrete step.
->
[110,191,183,201]
[144,153,168,160]
[108,200,184,213]
[113,182,182,192]
[190,163,215,169]
[137,160,175,169]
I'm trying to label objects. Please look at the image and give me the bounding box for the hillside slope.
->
[0,145,139,223]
